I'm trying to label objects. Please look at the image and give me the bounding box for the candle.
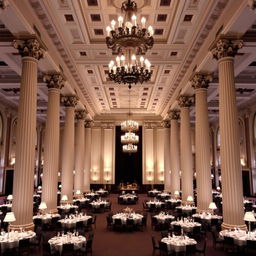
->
[108,60,114,71]
[120,55,125,66]
[141,17,146,28]
[131,54,136,66]
[131,15,137,27]
[118,16,123,27]
[116,56,120,67]
[113,66,117,74]
[140,56,144,67]
[111,20,116,30]
[148,26,154,36]
[106,26,111,37]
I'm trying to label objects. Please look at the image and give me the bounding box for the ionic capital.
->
[85,120,94,128]
[61,95,78,107]
[211,38,243,60]
[13,38,45,60]
[178,95,194,108]
[162,120,170,128]
[43,73,65,90]
[191,72,213,90]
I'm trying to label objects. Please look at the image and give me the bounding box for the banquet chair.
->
[185,244,196,256]
[85,217,93,231]
[19,238,30,256]
[173,225,181,236]
[126,218,134,231]
[151,236,160,256]
[223,236,235,253]
[159,241,172,256]
[196,238,207,256]
[84,237,93,256]
[161,230,169,238]
[210,228,223,249]
[92,215,97,228]
[113,218,123,231]
[62,244,74,256]
[246,240,256,255]
[106,215,113,231]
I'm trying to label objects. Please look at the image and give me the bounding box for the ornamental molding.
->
[43,73,65,90]
[0,0,9,9]
[161,120,170,128]
[75,110,87,120]
[61,95,78,107]
[168,110,180,120]
[178,95,194,108]
[85,120,94,128]
[248,0,256,10]
[162,0,228,113]
[211,38,243,60]
[13,38,45,60]
[191,72,213,90]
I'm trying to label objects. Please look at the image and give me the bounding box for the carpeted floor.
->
[29,193,229,256]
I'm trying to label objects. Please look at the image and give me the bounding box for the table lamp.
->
[39,202,47,214]
[174,191,180,198]
[75,190,81,195]
[187,195,194,204]
[61,195,68,204]
[3,212,16,238]
[7,194,13,203]
[244,211,256,233]
[208,202,217,214]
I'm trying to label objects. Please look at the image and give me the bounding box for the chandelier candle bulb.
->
[106,26,111,37]
[111,20,116,30]
[116,56,121,67]
[131,54,136,65]
[118,16,123,27]
[148,26,154,36]
[131,15,137,26]
[140,56,144,66]
[141,17,146,28]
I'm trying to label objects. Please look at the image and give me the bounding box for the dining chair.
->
[151,236,160,256]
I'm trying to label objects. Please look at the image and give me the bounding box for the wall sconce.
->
[240,158,246,167]
[10,157,15,166]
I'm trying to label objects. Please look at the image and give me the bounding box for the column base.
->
[60,200,73,204]
[221,222,247,231]
[10,222,34,231]
[46,208,58,214]
[73,194,83,199]
[196,209,210,214]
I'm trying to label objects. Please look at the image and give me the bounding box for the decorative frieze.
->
[13,39,45,60]
[178,95,194,108]
[191,72,213,90]
[43,73,65,90]
[211,39,243,60]
[61,95,78,107]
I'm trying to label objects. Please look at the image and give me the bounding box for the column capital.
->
[248,0,256,10]
[191,72,213,90]
[0,0,9,9]
[61,95,78,107]
[161,120,170,128]
[43,73,65,90]
[13,38,45,60]
[168,110,180,120]
[211,38,243,61]
[75,110,87,120]
[85,120,93,128]
[178,95,194,108]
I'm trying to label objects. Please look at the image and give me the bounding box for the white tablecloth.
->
[171,220,201,232]
[112,213,143,225]
[161,236,197,252]
[59,215,92,229]
[154,213,175,223]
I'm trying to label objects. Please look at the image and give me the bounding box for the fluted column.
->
[212,39,245,230]
[61,95,78,202]
[84,121,92,192]
[74,110,87,195]
[163,121,171,191]
[191,73,213,212]
[11,39,44,230]
[41,73,64,212]
[178,96,194,203]
[169,111,181,195]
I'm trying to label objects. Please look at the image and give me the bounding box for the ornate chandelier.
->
[121,119,139,132]
[122,143,138,153]
[108,51,152,85]
[106,0,154,85]
[121,132,139,144]
[106,0,154,55]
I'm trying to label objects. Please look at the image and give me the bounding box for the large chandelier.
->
[121,132,139,144]
[106,0,154,55]
[106,0,154,85]
[123,144,138,153]
[121,119,139,132]
[108,50,152,85]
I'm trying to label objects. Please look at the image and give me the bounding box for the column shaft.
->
[164,126,171,191]
[61,106,75,202]
[219,57,244,228]
[74,119,85,193]
[170,118,180,194]
[12,57,38,229]
[84,126,92,192]
[42,87,61,212]
[195,88,212,211]
[180,107,193,202]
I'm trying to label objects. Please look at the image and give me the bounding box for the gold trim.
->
[221,222,247,231]
[10,222,34,231]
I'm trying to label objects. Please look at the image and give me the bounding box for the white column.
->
[11,39,44,230]
[60,96,78,203]
[41,73,64,212]
[74,110,86,196]
[191,73,213,212]
[169,111,181,195]
[212,39,245,230]
[84,121,92,192]
[178,96,194,203]
[163,121,171,191]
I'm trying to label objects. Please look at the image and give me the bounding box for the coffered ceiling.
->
[0,0,256,123]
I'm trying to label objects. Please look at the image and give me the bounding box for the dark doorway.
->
[5,169,14,195]
[115,126,142,185]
